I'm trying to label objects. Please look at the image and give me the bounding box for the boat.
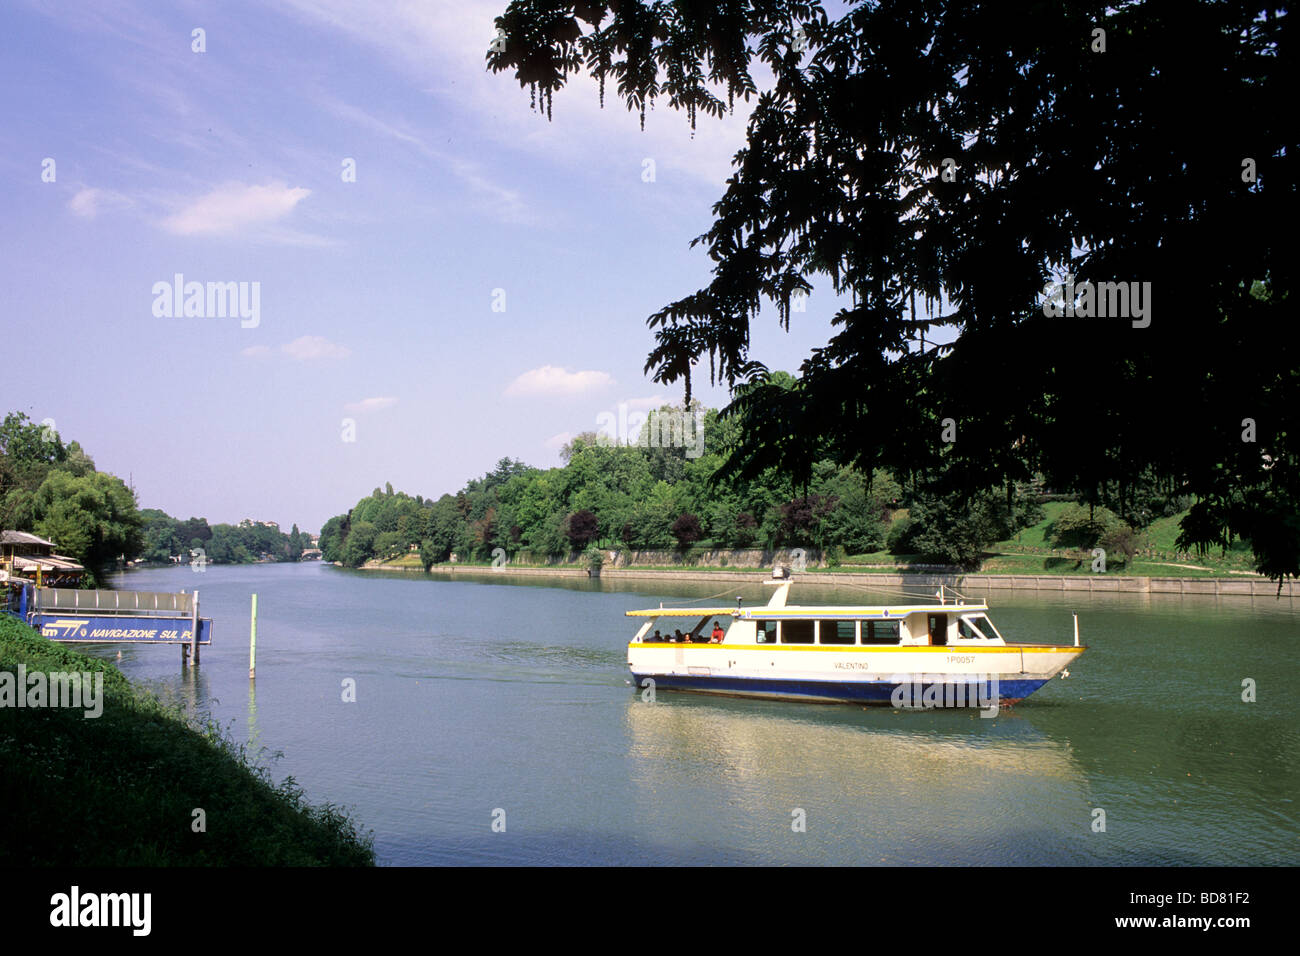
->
[625,570,1085,710]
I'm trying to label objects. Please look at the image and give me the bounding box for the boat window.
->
[965,614,1001,641]
[863,620,901,644]
[781,620,815,644]
[957,617,984,640]
[756,620,778,644]
[818,620,856,644]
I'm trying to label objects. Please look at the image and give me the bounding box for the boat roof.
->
[626,602,988,619]
[736,603,987,620]
[625,607,737,618]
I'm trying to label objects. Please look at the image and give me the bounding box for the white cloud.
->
[68,187,129,218]
[505,365,614,397]
[282,335,351,361]
[344,396,399,413]
[241,336,351,361]
[162,181,311,237]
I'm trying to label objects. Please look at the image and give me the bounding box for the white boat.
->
[626,571,1085,708]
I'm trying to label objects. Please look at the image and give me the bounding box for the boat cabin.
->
[628,602,1006,647]
[730,605,1005,646]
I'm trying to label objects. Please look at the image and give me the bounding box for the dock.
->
[3,579,212,663]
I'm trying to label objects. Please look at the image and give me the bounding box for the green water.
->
[103,563,1298,865]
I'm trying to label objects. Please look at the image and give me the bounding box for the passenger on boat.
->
[673,629,685,642]
[710,622,725,643]
[651,630,663,642]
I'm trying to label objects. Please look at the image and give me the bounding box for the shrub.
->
[1099,522,1146,566]
[886,513,914,554]
[1049,504,1120,550]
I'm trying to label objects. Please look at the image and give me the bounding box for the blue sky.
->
[1,0,850,532]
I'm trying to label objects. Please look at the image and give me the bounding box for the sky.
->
[0,0,857,533]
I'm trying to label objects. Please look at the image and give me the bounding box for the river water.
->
[104,562,1298,866]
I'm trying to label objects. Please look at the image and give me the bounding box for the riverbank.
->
[356,559,1298,597]
[0,615,374,865]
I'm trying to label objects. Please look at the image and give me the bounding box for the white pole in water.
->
[1073,612,1080,647]
[249,593,258,680]
[190,590,200,665]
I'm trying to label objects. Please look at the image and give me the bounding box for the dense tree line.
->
[319,402,1104,570]
[138,510,306,566]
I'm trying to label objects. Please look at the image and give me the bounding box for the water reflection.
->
[622,694,1093,865]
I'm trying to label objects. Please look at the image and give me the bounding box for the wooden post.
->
[249,593,258,680]
[190,590,200,666]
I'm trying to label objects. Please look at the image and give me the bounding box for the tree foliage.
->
[488,1,1296,581]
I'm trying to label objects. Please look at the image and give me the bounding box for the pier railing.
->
[33,588,194,616]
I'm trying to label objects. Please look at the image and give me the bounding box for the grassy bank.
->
[0,615,374,866]
[983,502,1258,576]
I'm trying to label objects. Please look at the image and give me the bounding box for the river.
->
[104,562,1298,866]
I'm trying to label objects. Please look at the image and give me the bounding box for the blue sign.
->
[34,615,212,644]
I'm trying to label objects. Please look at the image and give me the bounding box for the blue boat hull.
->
[630,672,1050,706]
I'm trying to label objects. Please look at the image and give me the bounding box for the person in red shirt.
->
[710,622,725,643]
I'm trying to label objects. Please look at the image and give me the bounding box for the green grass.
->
[370,553,424,569]
[0,615,374,866]
[987,502,1260,576]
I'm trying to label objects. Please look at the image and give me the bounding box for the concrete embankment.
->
[395,563,1298,597]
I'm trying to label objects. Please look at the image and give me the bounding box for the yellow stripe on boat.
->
[625,607,739,617]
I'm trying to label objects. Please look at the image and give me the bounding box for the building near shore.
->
[0,530,86,587]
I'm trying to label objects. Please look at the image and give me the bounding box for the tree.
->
[0,411,66,466]
[178,517,212,543]
[565,509,599,550]
[670,512,702,550]
[905,487,1005,571]
[420,495,463,564]
[488,2,1296,581]
[373,531,404,560]
[342,521,378,567]
[773,494,836,549]
[320,514,350,563]
[821,467,897,554]
[31,470,142,580]
[140,508,183,563]
[206,525,253,564]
